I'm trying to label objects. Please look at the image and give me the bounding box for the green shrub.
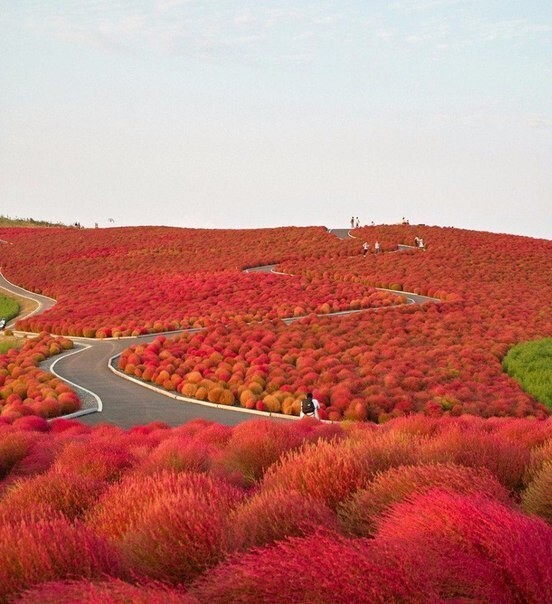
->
[503,338,552,408]
[0,339,22,354]
[0,295,20,321]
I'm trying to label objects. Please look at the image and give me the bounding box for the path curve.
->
[0,232,438,427]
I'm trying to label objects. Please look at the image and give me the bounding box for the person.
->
[374,241,381,254]
[362,241,369,256]
[350,216,355,229]
[418,238,425,249]
[300,392,320,419]
[414,236,420,247]
[355,217,360,228]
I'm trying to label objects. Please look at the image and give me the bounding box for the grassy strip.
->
[0,336,24,354]
[0,295,20,321]
[503,338,552,408]
[0,214,66,228]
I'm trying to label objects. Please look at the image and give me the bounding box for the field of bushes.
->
[0,414,551,602]
[0,222,551,600]
[0,333,80,422]
[0,224,550,423]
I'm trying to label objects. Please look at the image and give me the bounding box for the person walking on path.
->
[362,242,369,256]
[374,241,381,254]
[300,392,320,420]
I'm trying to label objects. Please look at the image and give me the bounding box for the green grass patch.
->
[0,337,24,354]
[0,295,20,321]
[0,214,67,228]
[503,338,552,409]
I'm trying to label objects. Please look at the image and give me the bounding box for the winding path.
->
[0,229,438,428]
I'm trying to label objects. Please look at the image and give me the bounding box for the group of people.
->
[362,241,381,255]
[350,216,360,229]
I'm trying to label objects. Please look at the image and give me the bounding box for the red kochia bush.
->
[189,531,435,604]
[86,471,244,584]
[339,462,512,537]
[260,431,422,509]
[373,489,552,603]
[51,439,137,482]
[117,475,244,584]
[229,487,340,551]
[211,419,304,487]
[1,469,106,522]
[416,424,530,490]
[0,517,126,602]
[133,435,214,476]
[16,579,197,604]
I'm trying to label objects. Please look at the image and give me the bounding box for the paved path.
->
[0,230,436,427]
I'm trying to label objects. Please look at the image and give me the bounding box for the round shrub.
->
[0,517,127,602]
[339,463,511,537]
[229,487,339,551]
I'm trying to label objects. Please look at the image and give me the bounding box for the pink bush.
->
[190,531,435,603]
[1,469,106,521]
[416,424,530,490]
[0,517,127,601]
[114,474,245,584]
[261,431,422,509]
[51,439,137,482]
[16,579,198,604]
[0,429,33,481]
[373,489,552,603]
[339,462,512,536]
[211,419,304,487]
[85,471,245,585]
[133,435,214,476]
[87,470,220,540]
[229,487,339,550]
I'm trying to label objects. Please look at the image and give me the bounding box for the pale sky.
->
[1,1,551,238]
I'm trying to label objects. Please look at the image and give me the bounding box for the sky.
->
[1,1,551,239]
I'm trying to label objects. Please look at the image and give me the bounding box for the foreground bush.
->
[338,463,511,537]
[229,487,339,551]
[86,470,244,584]
[260,431,422,509]
[0,517,126,602]
[16,579,197,604]
[373,489,552,603]
[189,532,433,604]
[0,415,551,600]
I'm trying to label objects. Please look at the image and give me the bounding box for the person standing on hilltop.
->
[350,216,355,229]
[300,392,320,420]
